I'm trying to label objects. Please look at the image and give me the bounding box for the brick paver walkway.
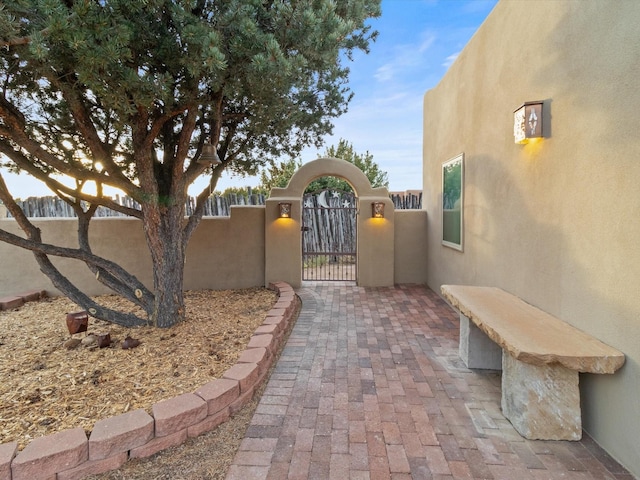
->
[226,283,633,479]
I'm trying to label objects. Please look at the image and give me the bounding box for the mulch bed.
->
[0,287,277,450]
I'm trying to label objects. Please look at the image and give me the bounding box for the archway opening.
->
[265,157,394,288]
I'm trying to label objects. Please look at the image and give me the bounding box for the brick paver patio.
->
[226,283,633,479]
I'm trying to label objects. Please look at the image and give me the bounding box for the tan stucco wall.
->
[394,210,428,284]
[422,0,640,474]
[0,206,265,297]
[1,198,429,299]
[185,207,265,290]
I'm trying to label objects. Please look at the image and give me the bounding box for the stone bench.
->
[441,285,625,441]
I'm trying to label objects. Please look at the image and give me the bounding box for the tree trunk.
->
[144,202,187,328]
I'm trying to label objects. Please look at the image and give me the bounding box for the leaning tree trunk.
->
[143,201,188,328]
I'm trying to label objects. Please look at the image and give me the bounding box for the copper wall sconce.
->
[372,202,385,219]
[514,101,543,144]
[279,202,292,218]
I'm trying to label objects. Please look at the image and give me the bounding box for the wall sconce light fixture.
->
[372,201,385,219]
[514,101,543,144]
[278,202,292,218]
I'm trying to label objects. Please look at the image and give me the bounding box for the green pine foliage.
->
[314,138,389,191]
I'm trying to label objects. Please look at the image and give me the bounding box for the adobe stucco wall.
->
[422,0,640,475]
[1,202,428,297]
[394,210,428,284]
[0,206,265,297]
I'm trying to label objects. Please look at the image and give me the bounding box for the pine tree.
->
[0,0,381,327]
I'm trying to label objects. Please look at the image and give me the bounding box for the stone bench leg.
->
[459,314,503,370]
[501,353,581,440]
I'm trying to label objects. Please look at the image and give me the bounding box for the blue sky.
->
[309,0,499,192]
[2,0,498,198]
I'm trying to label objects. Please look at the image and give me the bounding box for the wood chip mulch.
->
[0,287,278,451]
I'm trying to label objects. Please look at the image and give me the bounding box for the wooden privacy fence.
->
[6,190,266,218]
[3,189,421,218]
[391,191,422,209]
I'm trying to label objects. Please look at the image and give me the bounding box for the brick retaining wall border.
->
[0,281,299,480]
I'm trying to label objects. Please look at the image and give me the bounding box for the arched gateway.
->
[265,157,394,288]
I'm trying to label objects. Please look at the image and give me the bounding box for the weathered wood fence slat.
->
[391,191,422,209]
[3,189,421,218]
[7,190,267,218]
[302,191,357,255]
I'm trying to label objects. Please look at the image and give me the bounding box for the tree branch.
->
[0,102,134,194]
[0,36,32,48]
[0,141,143,218]
[74,204,154,314]
[50,71,133,187]
[0,175,149,326]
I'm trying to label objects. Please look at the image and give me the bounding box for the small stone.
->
[64,338,82,350]
[96,333,111,348]
[66,311,89,335]
[122,336,141,349]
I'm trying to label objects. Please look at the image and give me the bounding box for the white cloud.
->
[418,32,437,53]
[442,52,459,69]
[374,63,395,82]
[373,32,436,84]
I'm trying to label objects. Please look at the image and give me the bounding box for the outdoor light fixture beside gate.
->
[197,138,221,165]
[372,201,385,219]
[514,101,543,144]
[278,202,292,218]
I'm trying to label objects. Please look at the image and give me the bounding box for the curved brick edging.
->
[0,282,299,480]
[0,290,47,311]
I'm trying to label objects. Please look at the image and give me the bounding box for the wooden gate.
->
[302,189,357,282]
